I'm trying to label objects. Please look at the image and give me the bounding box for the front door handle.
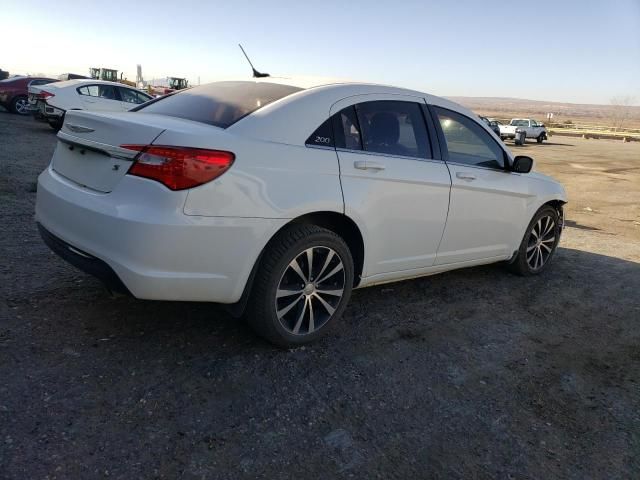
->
[354,160,386,171]
[456,172,477,181]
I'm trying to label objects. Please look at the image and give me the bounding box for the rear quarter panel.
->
[182,137,343,219]
[180,86,348,219]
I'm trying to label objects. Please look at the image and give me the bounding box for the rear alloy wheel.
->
[247,225,354,347]
[11,96,29,115]
[276,246,345,335]
[508,205,561,276]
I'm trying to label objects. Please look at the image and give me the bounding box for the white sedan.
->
[35,79,567,346]
[28,79,153,130]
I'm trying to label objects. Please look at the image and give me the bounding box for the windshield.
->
[134,81,303,128]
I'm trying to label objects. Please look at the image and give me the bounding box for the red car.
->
[0,76,57,115]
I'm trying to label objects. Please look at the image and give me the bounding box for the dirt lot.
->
[1,110,639,479]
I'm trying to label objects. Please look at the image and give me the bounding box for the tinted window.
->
[133,81,303,128]
[306,118,334,147]
[119,87,151,105]
[510,119,529,127]
[356,101,430,159]
[28,79,54,86]
[434,107,505,169]
[333,106,362,150]
[77,84,118,100]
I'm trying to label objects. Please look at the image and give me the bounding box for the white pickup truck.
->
[499,119,548,143]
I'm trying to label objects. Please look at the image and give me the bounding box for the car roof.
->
[0,76,56,83]
[227,78,474,143]
[250,76,434,97]
[46,79,134,89]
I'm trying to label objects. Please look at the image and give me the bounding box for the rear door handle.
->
[354,160,386,171]
[456,172,476,181]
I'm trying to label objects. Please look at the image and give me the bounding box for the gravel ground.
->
[1,109,639,479]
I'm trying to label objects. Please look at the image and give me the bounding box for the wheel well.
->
[544,199,565,211]
[286,212,365,287]
[543,199,566,225]
[226,211,365,318]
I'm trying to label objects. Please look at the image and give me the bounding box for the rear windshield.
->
[133,81,303,128]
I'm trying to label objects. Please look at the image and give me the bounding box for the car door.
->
[331,95,451,276]
[77,84,122,112]
[429,105,534,265]
[527,120,536,137]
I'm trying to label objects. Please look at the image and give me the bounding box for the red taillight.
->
[121,145,235,190]
[36,90,54,100]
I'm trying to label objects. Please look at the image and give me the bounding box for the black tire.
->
[508,205,561,276]
[10,95,29,115]
[247,224,354,347]
[48,115,64,131]
[537,134,544,143]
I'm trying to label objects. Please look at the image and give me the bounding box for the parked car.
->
[479,116,501,137]
[0,76,57,114]
[35,80,567,347]
[58,73,90,81]
[28,79,153,130]
[499,118,548,143]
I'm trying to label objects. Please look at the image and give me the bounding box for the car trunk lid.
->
[51,110,233,193]
[51,110,168,192]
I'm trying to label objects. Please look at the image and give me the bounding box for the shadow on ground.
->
[1,244,639,479]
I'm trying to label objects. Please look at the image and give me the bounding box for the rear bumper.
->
[36,166,287,302]
[38,223,130,294]
[42,102,65,119]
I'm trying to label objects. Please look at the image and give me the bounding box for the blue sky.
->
[5,0,639,104]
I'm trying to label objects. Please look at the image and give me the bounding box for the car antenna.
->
[238,44,270,78]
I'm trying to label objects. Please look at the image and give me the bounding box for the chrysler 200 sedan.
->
[35,79,567,346]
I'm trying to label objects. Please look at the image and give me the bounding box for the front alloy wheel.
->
[509,205,561,276]
[526,215,556,271]
[248,225,354,347]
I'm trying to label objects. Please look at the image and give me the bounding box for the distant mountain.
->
[447,96,640,127]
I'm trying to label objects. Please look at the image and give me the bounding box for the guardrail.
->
[492,118,640,140]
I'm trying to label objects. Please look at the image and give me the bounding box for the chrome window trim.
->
[335,147,444,165]
[305,144,336,151]
[446,160,517,174]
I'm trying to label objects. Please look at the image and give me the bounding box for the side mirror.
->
[512,155,534,173]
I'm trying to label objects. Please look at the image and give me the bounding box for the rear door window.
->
[119,87,151,105]
[133,81,303,128]
[77,84,118,100]
[333,106,362,150]
[355,101,430,159]
[305,118,334,147]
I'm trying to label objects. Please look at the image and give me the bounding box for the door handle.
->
[456,172,476,181]
[354,160,385,171]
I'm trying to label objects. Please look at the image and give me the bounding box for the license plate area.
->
[51,141,131,193]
